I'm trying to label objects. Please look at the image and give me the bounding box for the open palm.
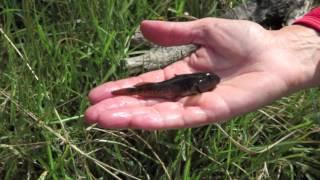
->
[85,18,307,129]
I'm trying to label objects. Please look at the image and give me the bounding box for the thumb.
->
[140,19,208,46]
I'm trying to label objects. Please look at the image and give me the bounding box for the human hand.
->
[85,18,320,129]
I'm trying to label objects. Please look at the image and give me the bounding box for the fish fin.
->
[134,82,154,87]
[173,74,187,78]
[111,88,136,95]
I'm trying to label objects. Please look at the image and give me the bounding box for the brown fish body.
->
[111,72,220,99]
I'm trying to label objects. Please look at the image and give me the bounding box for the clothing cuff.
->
[294,7,320,32]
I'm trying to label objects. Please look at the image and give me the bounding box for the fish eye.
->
[205,73,214,78]
[204,73,213,79]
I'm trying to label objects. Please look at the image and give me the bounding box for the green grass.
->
[1,0,320,179]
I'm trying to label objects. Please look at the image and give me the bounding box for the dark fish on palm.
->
[111,72,220,99]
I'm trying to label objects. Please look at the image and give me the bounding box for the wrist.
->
[274,25,320,90]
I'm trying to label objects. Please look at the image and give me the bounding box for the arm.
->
[275,24,320,90]
[281,7,320,89]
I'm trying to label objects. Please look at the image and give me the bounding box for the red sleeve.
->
[294,7,320,32]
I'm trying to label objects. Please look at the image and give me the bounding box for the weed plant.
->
[0,0,319,179]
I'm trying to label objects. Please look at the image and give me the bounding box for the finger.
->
[85,96,163,124]
[88,70,165,104]
[88,60,194,104]
[92,102,215,130]
[86,85,233,130]
[140,18,214,46]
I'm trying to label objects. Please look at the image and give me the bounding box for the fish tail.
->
[111,88,138,96]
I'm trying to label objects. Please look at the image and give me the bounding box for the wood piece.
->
[222,0,313,29]
[125,45,197,74]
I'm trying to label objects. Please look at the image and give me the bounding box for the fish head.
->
[192,72,220,93]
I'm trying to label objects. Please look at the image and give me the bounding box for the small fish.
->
[111,72,220,99]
